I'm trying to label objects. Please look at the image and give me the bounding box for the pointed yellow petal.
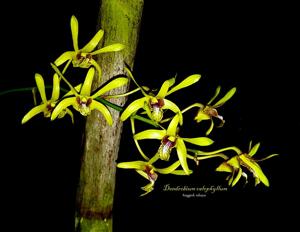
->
[117,161,146,170]
[166,74,201,96]
[81,68,95,96]
[227,156,240,169]
[181,137,214,146]
[213,87,237,108]
[90,59,102,77]
[71,15,79,51]
[156,80,171,99]
[176,138,190,174]
[232,168,242,186]
[166,114,180,136]
[248,142,260,157]
[163,99,183,124]
[65,108,74,124]
[21,105,46,124]
[239,155,269,186]
[206,119,214,136]
[81,29,104,52]
[155,161,181,174]
[134,129,166,140]
[64,84,82,97]
[207,86,221,105]
[51,97,75,120]
[91,43,125,55]
[54,51,74,66]
[194,110,210,123]
[51,74,60,101]
[91,77,128,99]
[216,162,233,172]
[136,169,149,180]
[120,97,147,121]
[35,73,47,103]
[89,101,113,125]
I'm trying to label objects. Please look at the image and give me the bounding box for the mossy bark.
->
[75,0,144,231]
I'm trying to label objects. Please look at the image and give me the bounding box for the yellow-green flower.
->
[121,68,201,124]
[22,73,73,124]
[194,86,236,135]
[54,15,124,76]
[51,67,128,125]
[134,114,214,174]
[216,141,278,187]
[117,155,192,196]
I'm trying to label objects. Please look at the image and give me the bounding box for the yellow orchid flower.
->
[54,15,125,76]
[117,154,192,196]
[134,114,214,174]
[193,86,236,135]
[51,67,128,125]
[21,73,73,124]
[216,141,279,187]
[121,67,201,124]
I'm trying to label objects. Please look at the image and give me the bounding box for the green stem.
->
[187,146,242,156]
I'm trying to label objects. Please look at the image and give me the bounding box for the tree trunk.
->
[75,0,144,231]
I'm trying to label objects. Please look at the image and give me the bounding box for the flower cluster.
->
[117,69,278,196]
[22,15,127,125]
[21,15,279,197]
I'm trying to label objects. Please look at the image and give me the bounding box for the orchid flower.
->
[216,141,278,187]
[51,67,128,125]
[21,73,73,124]
[134,114,214,174]
[191,86,236,135]
[117,154,192,196]
[54,15,124,76]
[121,67,201,124]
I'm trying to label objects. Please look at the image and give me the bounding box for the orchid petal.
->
[207,86,221,105]
[136,170,149,180]
[156,80,171,99]
[120,97,147,121]
[134,129,166,140]
[21,104,46,124]
[90,59,102,77]
[89,101,113,125]
[232,168,242,186]
[239,155,269,187]
[51,74,60,101]
[227,156,240,169]
[248,142,260,157]
[92,77,128,99]
[65,108,74,124]
[206,119,214,136]
[181,137,214,146]
[71,15,79,51]
[176,138,190,174]
[34,73,47,103]
[155,161,181,174]
[213,87,236,108]
[166,74,201,96]
[216,162,233,173]
[91,43,125,55]
[166,114,180,136]
[194,110,210,123]
[54,51,74,66]
[82,29,104,52]
[117,161,146,170]
[51,97,75,120]
[80,68,95,96]
[256,153,279,162]
[163,99,183,124]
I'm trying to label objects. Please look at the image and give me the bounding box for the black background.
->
[1,1,298,231]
